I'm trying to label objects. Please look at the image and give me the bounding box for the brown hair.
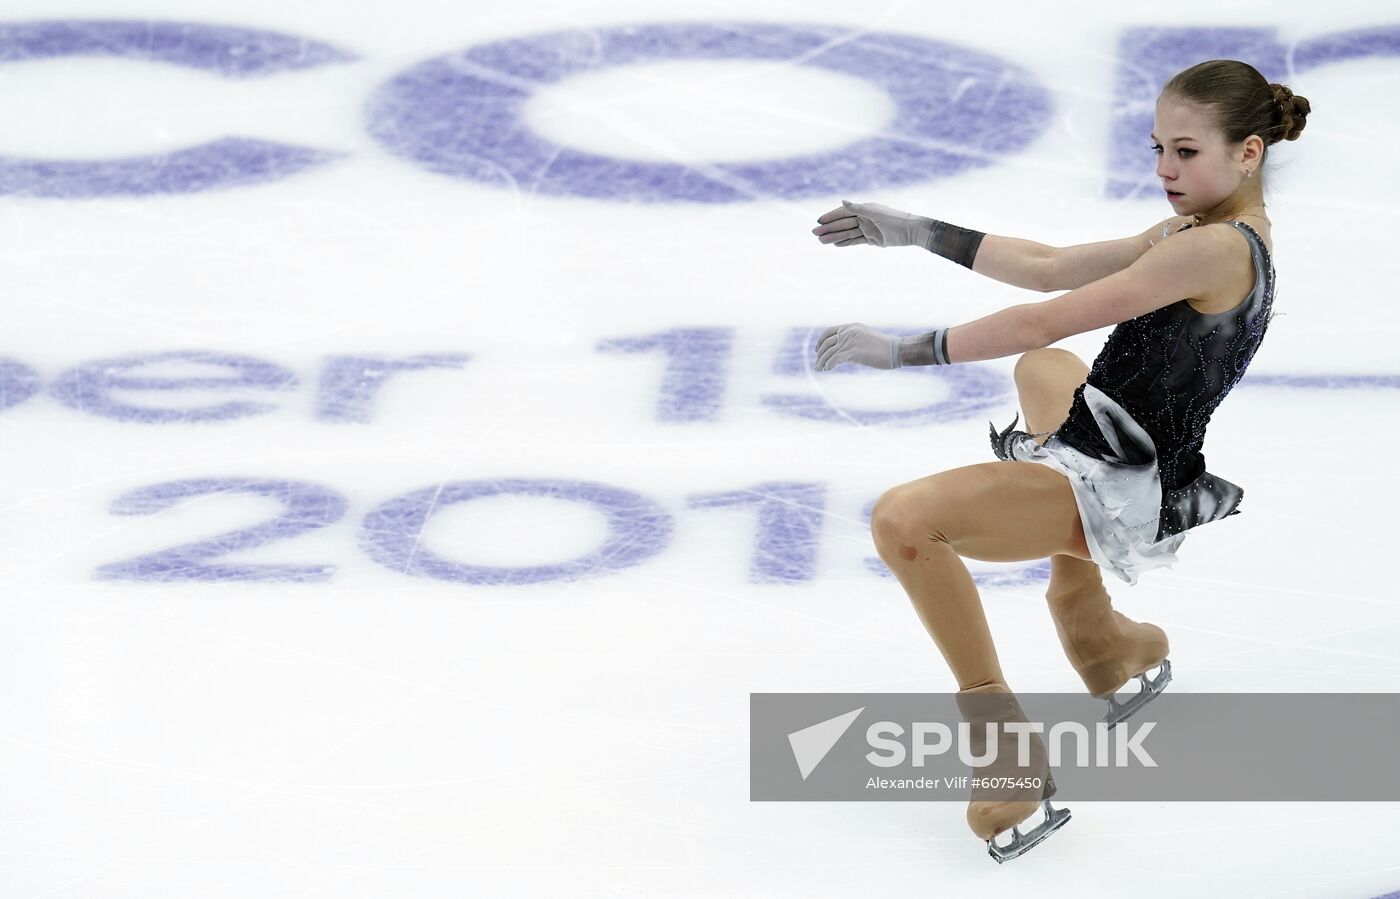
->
[1161,60,1310,170]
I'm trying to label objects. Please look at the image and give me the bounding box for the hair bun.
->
[1270,82,1310,141]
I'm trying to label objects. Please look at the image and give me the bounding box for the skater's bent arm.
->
[1031,225,1236,346]
[926,227,1233,365]
[966,216,1196,293]
[909,303,1048,365]
[965,235,1058,293]
[1041,216,1199,292]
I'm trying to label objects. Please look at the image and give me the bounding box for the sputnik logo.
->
[787,707,864,780]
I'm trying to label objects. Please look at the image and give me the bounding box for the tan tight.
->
[870,348,1169,840]
[870,347,1169,697]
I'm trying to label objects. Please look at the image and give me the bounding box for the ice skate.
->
[955,685,1071,863]
[1102,659,1171,730]
[1047,574,1171,730]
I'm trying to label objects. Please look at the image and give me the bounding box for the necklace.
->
[1219,205,1269,225]
[1155,209,1268,243]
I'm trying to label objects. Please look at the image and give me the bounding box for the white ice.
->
[1,1,1397,896]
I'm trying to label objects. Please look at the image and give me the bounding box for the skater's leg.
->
[1012,347,1089,448]
[1013,348,1115,619]
[1013,349,1107,601]
[1045,555,1169,697]
[869,460,1092,692]
[871,462,1084,850]
[1013,348,1170,696]
[957,684,1067,851]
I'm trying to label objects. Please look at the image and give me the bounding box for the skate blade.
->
[986,800,1072,864]
[1103,658,1172,730]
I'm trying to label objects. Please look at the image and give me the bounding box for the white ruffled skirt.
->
[1007,384,1186,586]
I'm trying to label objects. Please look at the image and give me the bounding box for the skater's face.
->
[1152,94,1259,216]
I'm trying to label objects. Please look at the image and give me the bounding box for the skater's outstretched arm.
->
[814,222,1243,369]
[1043,215,1199,292]
[1034,222,1243,344]
[812,200,1197,294]
[812,200,1036,289]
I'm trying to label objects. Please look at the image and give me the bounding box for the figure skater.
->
[809,59,1307,862]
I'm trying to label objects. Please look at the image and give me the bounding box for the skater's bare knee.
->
[1012,349,1089,440]
[870,484,952,559]
[1013,347,1081,385]
[870,486,919,550]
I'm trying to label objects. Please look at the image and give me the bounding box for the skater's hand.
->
[814,323,903,371]
[812,200,934,248]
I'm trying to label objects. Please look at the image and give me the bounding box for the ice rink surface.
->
[1,0,1397,895]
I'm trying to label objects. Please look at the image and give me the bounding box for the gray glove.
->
[815,323,904,371]
[812,200,934,248]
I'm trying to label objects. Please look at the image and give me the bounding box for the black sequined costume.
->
[1050,220,1276,544]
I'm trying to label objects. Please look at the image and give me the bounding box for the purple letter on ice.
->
[51,350,296,422]
[0,20,353,197]
[366,22,1050,202]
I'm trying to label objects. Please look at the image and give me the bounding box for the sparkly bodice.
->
[1053,220,1277,542]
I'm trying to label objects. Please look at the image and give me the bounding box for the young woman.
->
[810,59,1308,862]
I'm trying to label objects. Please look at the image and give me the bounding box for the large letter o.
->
[365,21,1051,202]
